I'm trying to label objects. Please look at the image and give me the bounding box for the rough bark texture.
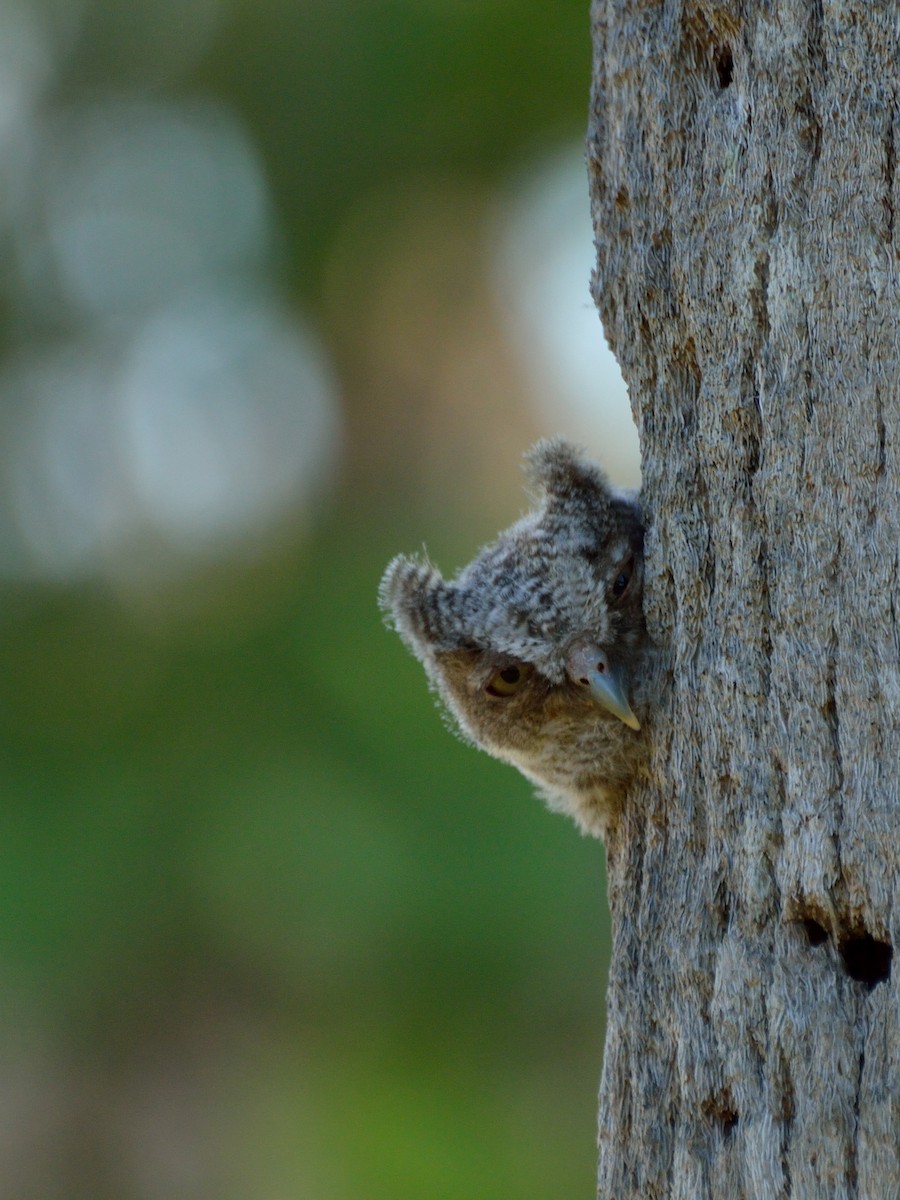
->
[588,2,900,1196]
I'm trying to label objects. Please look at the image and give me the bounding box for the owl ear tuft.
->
[379,554,460,655]
[524,438,614,513]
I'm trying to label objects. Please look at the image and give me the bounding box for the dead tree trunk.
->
[588,2,900,1196]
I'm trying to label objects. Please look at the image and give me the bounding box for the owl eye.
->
[485,662,533,697]
[610,554,635,601]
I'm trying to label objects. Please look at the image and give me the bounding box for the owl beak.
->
[566,641,641,731]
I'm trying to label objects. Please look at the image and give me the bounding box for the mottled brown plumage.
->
[379,439,650,836]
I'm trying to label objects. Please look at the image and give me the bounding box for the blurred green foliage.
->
[1,1,614,1196]
[202,0,592,296]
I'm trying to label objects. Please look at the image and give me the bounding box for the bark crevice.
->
[884,108,895,242]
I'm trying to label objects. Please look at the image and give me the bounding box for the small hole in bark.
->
[802,918,829,946]
[715,45,734,88]
[703,1093,738,1137]
[839,935,892,988]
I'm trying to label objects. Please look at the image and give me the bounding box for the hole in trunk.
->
[802,918,829,946]
[839,935,892,988]
[715,45,734,88]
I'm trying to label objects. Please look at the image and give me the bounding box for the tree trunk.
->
[588,2,900,1196]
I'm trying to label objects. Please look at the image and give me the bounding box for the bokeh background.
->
[0,1,640,1196]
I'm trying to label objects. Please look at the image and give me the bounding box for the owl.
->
[379,439,649,837]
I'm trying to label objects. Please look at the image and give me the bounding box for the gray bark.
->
[588,2,900,1197]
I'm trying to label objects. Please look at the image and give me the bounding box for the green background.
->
[1,2,616,1196]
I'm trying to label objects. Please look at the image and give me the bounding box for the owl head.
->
[379,439,648,836]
